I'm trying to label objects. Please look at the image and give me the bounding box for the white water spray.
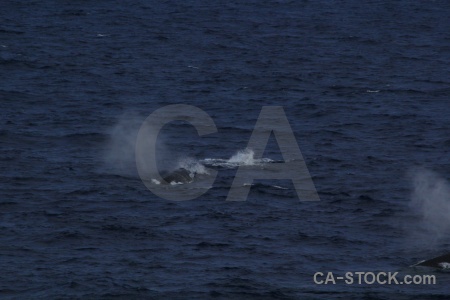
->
[407,167,450,247]
[103,112,170,177]
[227,148,256,165]
[202,148,273,168]
[103,112,143,176]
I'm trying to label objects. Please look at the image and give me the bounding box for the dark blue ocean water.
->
[1,0,450,299]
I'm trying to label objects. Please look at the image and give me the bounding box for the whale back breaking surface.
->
[416,253,450,268]
[161,168,193,184]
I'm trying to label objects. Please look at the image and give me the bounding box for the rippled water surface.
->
[1,1,450,299]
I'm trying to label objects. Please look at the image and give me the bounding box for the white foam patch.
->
[170,181,183,185]
[202,148,273,168]
[439,262,450,269]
